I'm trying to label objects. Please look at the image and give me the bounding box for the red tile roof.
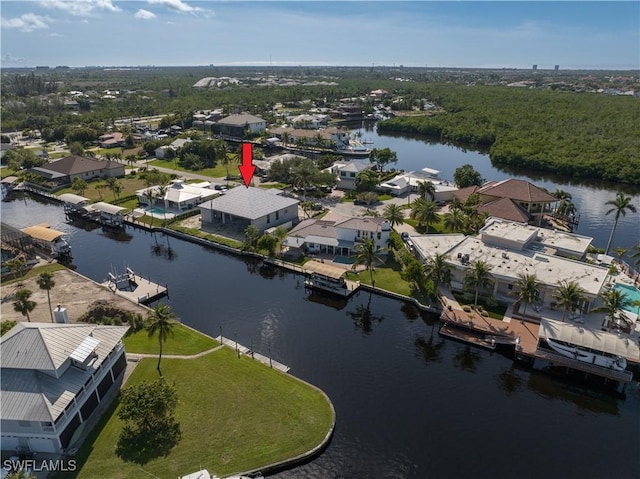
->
[478,179,556,203]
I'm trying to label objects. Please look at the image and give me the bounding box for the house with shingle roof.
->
[1,322,129,454]
[29,155,125,185]
[199,186,298,233]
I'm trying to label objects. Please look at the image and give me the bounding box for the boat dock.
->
[216,336,290,373]
[102,268,168,305]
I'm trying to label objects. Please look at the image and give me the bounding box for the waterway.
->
[353,123,640,253]
[1,195,638,479]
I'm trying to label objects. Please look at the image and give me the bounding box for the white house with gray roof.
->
[216,114,266,137]
[1,323,129,454]
[199,186,299,233]
[326,159,372,190]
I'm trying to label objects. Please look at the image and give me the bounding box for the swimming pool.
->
[145,207,167,215]
[613,283,640,312]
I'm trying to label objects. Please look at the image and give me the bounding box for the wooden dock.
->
[216,336,290,373]
[439,323,496,350]
[102,269,168,305]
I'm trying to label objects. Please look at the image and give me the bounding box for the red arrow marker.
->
[238,143,256,188]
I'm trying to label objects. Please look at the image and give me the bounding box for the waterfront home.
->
[199,186,299,233]
[155,137,192,159]
[0,322,129,454]
[453,179,558,226]
[380,168,457,201]
[215,114,267,137]
[284,214,390,256]
[269,126,349,149]
[410,218,604,315]
[326,159,372,190]
[28,155,125,186]
[137,179,219,211]
[289,114,330,129]
[256,153,307,175]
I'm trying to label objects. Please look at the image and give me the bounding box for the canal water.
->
[2,195,638,479]
[353,124,640,252]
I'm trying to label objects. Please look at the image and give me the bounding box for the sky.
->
[1,1,638,69]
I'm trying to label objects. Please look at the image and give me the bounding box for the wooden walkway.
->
[216,336,290,373]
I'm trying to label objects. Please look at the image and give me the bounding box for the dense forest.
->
[377,85,640,184]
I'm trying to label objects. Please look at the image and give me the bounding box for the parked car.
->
[401,232,409,241]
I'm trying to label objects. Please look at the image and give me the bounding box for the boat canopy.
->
[21,225,66,242]
[303,261,346,280]
[539,318,639,361]
[88,202,126,215]
[58,193,90,205]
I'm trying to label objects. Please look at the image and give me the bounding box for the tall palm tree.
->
[464,260,493,307]
[36,271,56,322]
[410,198,439,232]
[382,203,404,227]
[553,280,587,322]
[604,192,637,255]
[13,289,36,322]
[614,246,628,266]
[418,181,436,201]
[424,253,452,291]
[354,238,384,288]
[514,273,540,319]
[594,289,631,329]
[146,303,177,375]
[155,184,168,225]
[443,209,465,233]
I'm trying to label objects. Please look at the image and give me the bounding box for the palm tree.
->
[155,184,168,225]
[410,198,439,232]
[594,289,631,329]
[604,192,637,255]
[630,243,640,269]
[354,238,384,288]
[443,209,465,233]
[13,289,36,322]
[514,273,540,319]
[418,181,436,201]
[553,280,587,322]
[614,246,628,266]
[424,253,452,291]
[464,260,493,307]
[36,271,56,322]
[146,303,177,375]
[382,203,404,227]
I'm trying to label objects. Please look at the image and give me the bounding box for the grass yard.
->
[0,263,67,286]
[453,292,508,320]
[67,347,334,479]
[170,225,243,249]
[404,217,447,234]
[148,159,230,179]
[55,177,149,203]
[1,167,17,178]
[124,322,218,355]
[345,256,412,296]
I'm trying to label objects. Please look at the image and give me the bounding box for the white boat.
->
[304,272,353,297]
[546,337,627,371]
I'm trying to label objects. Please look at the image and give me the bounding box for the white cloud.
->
[49,32,62,37]
[39,0,121,17]
[147,0,212,17]
[135,9,156,20]
[1,13,50,32]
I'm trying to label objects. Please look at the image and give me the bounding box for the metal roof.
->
[1,323,129,422]
[57,193,90,205]
[21,225,66,242]
[303,261,346,279]
[199,186,298,220]
[88,202,126,215]
[539,318,640,360]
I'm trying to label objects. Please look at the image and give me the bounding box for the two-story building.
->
[1,322,129,454]
[285,214,390,256]
[215,114,266,138]
[326,160,372,190]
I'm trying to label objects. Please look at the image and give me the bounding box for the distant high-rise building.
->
[554,65,560,71]
[532,64,538,71]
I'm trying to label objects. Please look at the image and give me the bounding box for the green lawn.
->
[148,159,229,179]
[345,256,412,296]
[55,177,149,203]
[0,263,67,286]
[404,217,446,234]
[1,167,17,178]
[124,323,218,355]
[170,225,243,249]
[453,292,508,320]
[67,347,334,479]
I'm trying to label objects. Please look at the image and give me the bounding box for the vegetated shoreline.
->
[377,85,640,185]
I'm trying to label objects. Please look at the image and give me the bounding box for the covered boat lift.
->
[86,202,126,227]
[21,224,71,258]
